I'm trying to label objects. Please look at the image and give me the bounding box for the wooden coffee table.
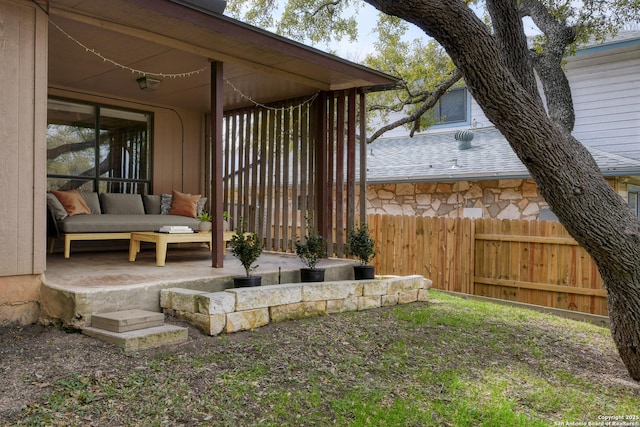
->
[129,231,236,266]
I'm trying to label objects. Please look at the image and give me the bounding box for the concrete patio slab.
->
[42,247,358,328]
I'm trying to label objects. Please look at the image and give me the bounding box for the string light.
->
[50,17,320,110]
[50,18,209,78]
[223,77,320,111]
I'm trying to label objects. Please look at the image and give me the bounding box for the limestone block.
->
[447,193,461,205]
[162,288,207,312]
[416,194,431,206]
[465,184,483,199]
[229,284,302,311]
[381,294,398,307]
[302,281,363,301]
[522,202,539,217]
[358,295,381,311]
[196,292,236,315]
[326,297,359,314]
[418,289,430,302]
[378,190,394,200]
[270,301,326,322]
[384,204,404,216]
[387,276,424,294]
[415,181,436,193]
[497,203,520,220]
[456,181,470,192]
[225,308,270,333]
[362,280,388,296]
[423,278,433,289]
[396,183,414,196]
[498,179,522,189]
[435,183,452,193]
[176,311,226,336]
[498,188,521,201]
[398,290,419,304]
[402,205,416,216]
[522,180,539,197]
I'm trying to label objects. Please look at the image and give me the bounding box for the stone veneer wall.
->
[367,179,548,220]
[161,275,431,336]
[367,177,625,220]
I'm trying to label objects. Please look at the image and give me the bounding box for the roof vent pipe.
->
[454,130,474,150]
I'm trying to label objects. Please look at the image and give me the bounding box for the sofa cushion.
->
[57,214,200,233]
[51,189,91,216]
[143,195,162,214]
[100,193,145,215]
[169,190,200,218]
[160,192,207,216]
[47,193,68,220]
[81,192,101,214]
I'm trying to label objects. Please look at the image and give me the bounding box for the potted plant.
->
[223,211,231,231]
[294,214,326,282]
[229,220,263,287]
[197,210,212,232]
[345,223,376,280]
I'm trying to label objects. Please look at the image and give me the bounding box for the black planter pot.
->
[353,265,375,280]
[233,276,262,287]
[300,268,325,282]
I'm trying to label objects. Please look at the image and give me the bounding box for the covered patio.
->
[0,0,399,326]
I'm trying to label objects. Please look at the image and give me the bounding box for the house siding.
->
[567,45,640,159]
[0,0,47,324]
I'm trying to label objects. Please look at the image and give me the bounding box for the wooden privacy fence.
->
[367,214,608,316]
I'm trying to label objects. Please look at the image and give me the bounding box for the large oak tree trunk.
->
[365,0,640,380]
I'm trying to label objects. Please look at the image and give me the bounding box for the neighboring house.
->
[0,0,397,325]
[367,31,640,220]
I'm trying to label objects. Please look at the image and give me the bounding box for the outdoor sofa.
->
[47,190,204,258]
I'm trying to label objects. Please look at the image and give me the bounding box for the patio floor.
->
[42,245,357,328]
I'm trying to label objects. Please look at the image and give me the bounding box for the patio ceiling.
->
[46,0,399,112]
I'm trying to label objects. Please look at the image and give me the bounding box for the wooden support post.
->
[211,61,224,268]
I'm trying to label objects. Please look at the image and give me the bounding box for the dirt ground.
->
[1,301,638,425]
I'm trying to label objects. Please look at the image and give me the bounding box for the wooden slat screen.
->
[220,91,363,255]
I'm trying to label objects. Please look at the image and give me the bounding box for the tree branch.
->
[367,69,462,143]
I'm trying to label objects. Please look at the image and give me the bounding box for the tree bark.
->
[364,0,640,381]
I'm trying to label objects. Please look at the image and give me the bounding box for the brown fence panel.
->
[367,215,607,316]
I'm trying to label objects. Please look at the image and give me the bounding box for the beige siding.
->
[0,0,47,276]
[152,109,204,195]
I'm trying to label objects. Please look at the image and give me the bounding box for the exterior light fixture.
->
[136,76,161,91]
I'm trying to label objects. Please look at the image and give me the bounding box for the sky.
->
[313,2,541,63]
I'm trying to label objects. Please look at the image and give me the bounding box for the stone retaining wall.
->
[161,275,431,335]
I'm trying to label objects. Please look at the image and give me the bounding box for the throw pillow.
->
[46,193,68,221]
[197,197,208,217]
[51,189,91,216]
[100,193,146,215]
[143,195,162,215]
[169,190,201,218]
[160,193,172,215]
[80,192,102,214]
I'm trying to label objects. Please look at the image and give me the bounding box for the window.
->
[432,88,468,125]
[47,99,152,194]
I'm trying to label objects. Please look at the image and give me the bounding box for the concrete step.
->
[82,324,188,351]
[91,309,165,332]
